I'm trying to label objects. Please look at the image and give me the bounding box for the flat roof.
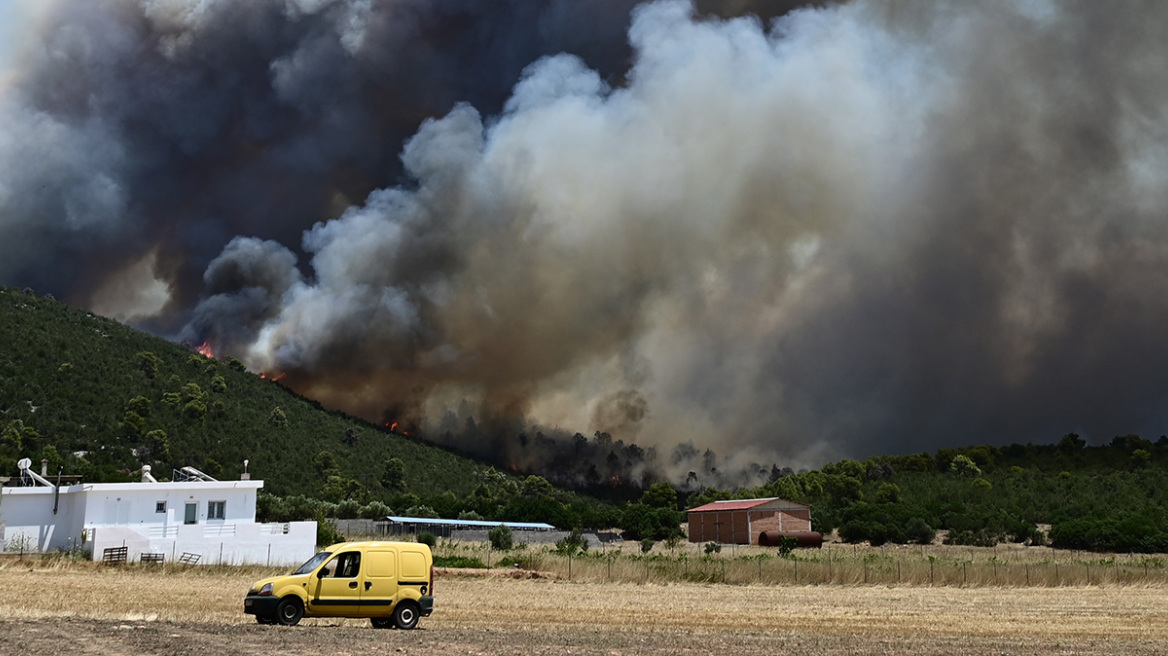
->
[1,480,264,494]
[384,516,556,530]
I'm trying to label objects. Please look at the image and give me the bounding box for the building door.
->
[184,502,198,525]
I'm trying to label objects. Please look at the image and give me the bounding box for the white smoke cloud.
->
[9,0,1168,478]
[206,0,1168,473]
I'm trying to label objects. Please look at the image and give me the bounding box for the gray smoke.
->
[6,0,1168,478]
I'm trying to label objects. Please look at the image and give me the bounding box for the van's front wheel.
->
[275,597,304,626]
[393,601,420,630]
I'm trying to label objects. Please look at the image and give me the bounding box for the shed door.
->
[184,502,198,524]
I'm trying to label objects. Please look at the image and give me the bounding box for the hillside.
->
[0,286,491,499]
[691,435,1168,553]
[5,285,1168,552]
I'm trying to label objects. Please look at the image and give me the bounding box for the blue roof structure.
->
[384,516,555,530]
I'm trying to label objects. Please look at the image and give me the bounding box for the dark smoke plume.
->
[6,0,1168,483]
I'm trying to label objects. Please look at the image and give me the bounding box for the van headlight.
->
[257,583,273,596]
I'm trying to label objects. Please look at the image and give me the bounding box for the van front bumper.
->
[243,595,281,617]
[420,596,434,617]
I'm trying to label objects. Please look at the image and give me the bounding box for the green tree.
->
[314,451,340,477]
[1,420,39,454]
[269,406,288,428]
[950,454,982,477]
[521,475,555,499]
[640,482,678,509]
[381,457,406,492]
[136,351,160,379]
[144,429,170,462]
[875,482,902,503]
[323,475,365,503]
[126,396,151,417]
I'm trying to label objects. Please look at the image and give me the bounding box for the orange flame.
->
[196,341,215,358]
[260,372,286,382]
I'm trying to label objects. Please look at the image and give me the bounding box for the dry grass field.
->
[0,557,1166,655]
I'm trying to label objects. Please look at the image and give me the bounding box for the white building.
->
[0,465,316,566]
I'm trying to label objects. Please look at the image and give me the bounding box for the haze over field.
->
[4,0,1168,478]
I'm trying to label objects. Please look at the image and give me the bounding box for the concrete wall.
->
[87,521,317,566]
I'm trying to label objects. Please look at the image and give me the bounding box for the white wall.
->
[0,486,86,552]
[1,479,316,566]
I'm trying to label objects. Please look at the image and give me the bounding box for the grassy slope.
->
[0,286,489,498]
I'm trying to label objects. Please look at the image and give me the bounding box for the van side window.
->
[332,552,361,578]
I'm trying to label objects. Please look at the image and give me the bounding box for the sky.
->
[3,0,1168,482]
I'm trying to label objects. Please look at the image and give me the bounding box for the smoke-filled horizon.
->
[5,0,1168,483]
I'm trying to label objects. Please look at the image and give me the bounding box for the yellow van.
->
[244,541,434,629]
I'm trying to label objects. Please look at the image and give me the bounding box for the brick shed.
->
[687,497,812,545]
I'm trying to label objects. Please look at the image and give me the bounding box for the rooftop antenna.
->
[17,457,54,487]
[241,459,250,481]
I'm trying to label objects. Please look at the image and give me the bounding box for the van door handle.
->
[365,581,372,590]
[349,581,358,589]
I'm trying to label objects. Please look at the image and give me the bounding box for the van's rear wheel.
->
[275,597,304,626]
[393,601,420,630]
[371,617,394,629]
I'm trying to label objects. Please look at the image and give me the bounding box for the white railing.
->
[147,526,178,538]
[259,523,291,535]
[203,524,236,537]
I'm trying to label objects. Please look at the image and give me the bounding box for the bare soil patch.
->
[0,563,1164,655]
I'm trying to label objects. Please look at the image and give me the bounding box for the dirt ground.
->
[0,566,1166,655]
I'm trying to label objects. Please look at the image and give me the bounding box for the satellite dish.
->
[17,457,32,471]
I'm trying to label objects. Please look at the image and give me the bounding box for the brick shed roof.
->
[688,497,808,513]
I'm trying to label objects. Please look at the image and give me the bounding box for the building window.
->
[208,500,226,520]
[155,501,166,514]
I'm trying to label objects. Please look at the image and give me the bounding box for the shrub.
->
[360,501,392,520]
[906,517,937,544]
[316,519,346,548]
[417,532,437,548]
[555,528,588,555]
[334,499,361,519]
[489,525,514,551]
[434,555,486,568]
[703,542,721,555]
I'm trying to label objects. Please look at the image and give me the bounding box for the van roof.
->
[325,540,432,551]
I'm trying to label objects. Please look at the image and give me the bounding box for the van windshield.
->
[292,551,332,575]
